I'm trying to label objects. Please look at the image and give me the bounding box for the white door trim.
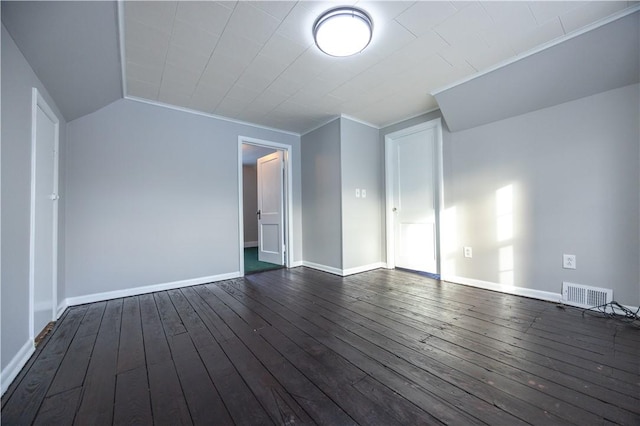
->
[384,118,444,274]
[238,136,293,276]
[29,88,60,342]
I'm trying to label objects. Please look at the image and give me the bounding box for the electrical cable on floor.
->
[582,300,640,327]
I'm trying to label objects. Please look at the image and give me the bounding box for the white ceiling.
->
[123,1,638,134]
[2,1,637,132]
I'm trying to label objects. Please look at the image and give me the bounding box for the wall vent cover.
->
[562,282,613,308]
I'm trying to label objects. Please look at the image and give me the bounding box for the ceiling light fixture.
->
[313,7,373,57]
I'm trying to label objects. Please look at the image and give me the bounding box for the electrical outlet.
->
[361,189,366,198]
[463,247,473,258]
[563,254,576,269]
[355,188,360,198]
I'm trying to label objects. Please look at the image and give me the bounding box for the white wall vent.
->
[562,282,613,308]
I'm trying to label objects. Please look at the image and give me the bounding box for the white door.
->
[257,151,284,265]
[30,89,59,340]
[386,121,441,274]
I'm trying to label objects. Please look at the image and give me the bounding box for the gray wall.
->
[340,118,383,270]
[383,85,639,305]
[65,98,301,298]
[301,119,342,269]
[1,25,67,373]
[242,164,258,244]
[444,83,639,304]
[301,117,385,272]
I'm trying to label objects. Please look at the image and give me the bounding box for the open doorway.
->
[238,137,293,275]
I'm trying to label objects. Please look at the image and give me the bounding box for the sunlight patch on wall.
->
[496,184,513,242]
[441,205,458,275]
[496,184,514,286]
[398,223,435,272]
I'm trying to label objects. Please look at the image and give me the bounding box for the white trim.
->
[28,92,37,342]
[125,96,300,137]
[63,273,240,307]
[302,261,344,276]
[301,115,341,136]
[301,261,385,277]
[442,275,561,303]
[340,114,379,130]
[434,118,445,275]
[301,112,427,136]
[431,6,640,96]
[29,88,60,342]
[56,299,68,319]
[1,340,35,396]
[342,262,386,276]
[238,136,294,276]
[290,260,304,268]
[379,106,441,130]
[116,0,127,97]
[384,118,444,274]
[238,142,245,275]
[244,241,258,248]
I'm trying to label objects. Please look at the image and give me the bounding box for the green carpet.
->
[244,247,282,274]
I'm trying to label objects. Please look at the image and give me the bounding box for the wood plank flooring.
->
[2,267,639,425]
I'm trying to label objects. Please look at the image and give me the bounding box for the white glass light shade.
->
[313,7,373,57]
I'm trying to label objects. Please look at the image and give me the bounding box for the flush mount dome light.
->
[313,7,373,57]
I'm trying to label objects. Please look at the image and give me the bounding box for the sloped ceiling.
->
[433,11,640,132]
[2,1,638,133]
[1,1,122,121]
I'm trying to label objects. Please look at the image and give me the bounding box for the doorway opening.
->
[385,118,444,277]
[238,137,293,275]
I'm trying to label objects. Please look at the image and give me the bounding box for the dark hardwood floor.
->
[2,267,639,425]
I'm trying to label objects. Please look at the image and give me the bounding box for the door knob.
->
[257,210,261,220]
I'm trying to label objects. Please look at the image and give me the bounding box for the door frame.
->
[237,136,293,276]
[384,118,444,274]
[29,87,60,342]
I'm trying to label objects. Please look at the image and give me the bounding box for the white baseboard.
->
[57,300,68,318]
[441,275,561,303]
[302,261,386,277]
[244,241,258,248]
[1,340,34,396]
[342,262,386,276]
[289,260,304,268]
[302,261,344,276]
[63,272,241,307]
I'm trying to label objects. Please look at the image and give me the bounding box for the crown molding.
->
[431,6,640,96]
[124,96,301,137]
[116,0,127,98]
